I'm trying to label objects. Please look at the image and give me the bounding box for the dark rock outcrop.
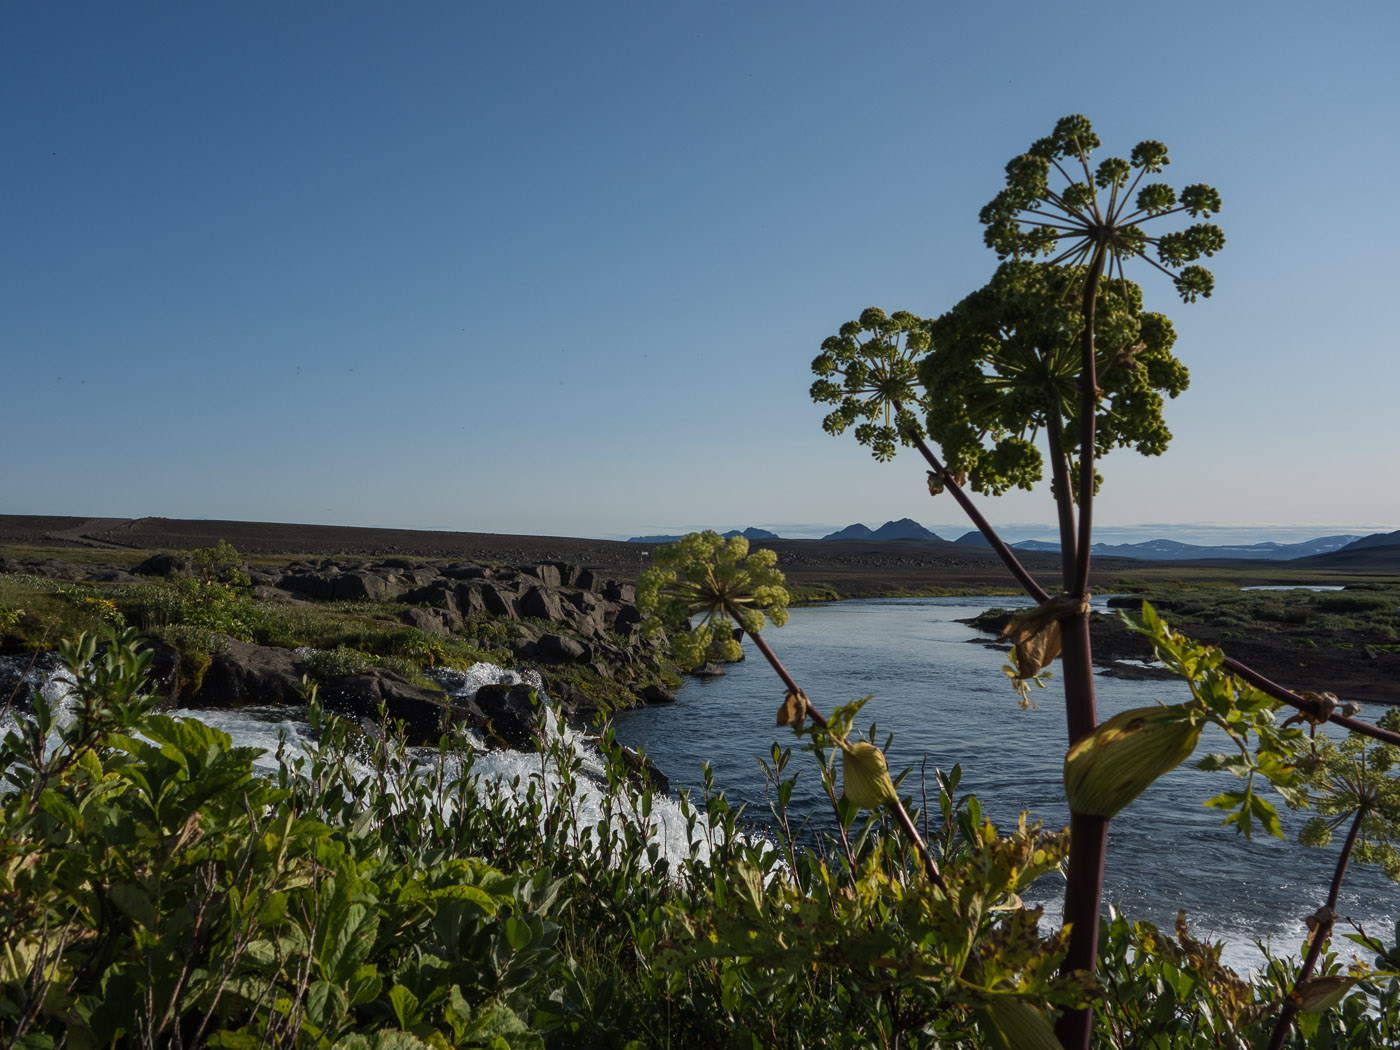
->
[474,682,543,751]
[187,639,309,707]
[319,670,485,745]
[134,553,190,577]
[616,745,669,793]
[4,544,676,727]
[640,683,676,704]
[398,606,462,637]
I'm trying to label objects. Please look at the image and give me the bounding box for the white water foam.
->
[3,652,718,870]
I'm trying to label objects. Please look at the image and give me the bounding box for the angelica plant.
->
[637,530,789,668]
[809,115,1229,1048]
[638,533,1087,1048]
[978,113,1224,303]
[1265,711,1400,1049]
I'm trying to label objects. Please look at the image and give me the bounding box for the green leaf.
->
[107,881,158,929]
[502,915,534,952]
[387,984,420,1029]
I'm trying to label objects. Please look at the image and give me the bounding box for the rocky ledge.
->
[1,551,682,754]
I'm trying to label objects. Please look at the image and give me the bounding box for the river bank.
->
[3,513,1397,705]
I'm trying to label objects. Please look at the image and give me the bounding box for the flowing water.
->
[0,655,713,870]
[610,596,1398,972]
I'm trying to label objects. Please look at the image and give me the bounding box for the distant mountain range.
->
[627,527,780,544]
[953,531,1365,561]
[625,522,1400,563]
[821,518,943,542]
[1303,529,1400,568]
[1322,528,1400,552]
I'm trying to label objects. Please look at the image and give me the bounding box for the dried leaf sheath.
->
[1000,594,1090,679]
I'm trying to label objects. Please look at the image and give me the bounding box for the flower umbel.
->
[811,307,931,461]
[979,114,1224,303]
[637,531,790,670]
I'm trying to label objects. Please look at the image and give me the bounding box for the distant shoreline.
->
[3,513,1397,705]
[3,513,1397,588]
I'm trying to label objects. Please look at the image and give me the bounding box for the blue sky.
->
[4,2,1398,544]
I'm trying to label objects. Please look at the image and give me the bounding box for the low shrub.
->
[1316,593,1398,614]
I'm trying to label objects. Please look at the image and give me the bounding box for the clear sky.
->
[4,2,1398,544]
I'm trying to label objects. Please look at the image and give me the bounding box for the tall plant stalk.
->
[810,115,1400,1045]
[1054,237,1109,1049]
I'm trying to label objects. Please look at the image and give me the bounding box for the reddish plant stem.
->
[1058,617,1100,753]
[894,410,1050,604]
[742,628,857,873]
[1222,657,1400,748]
[745,629,818,724]
[1054,619,1107,1050]
[1071,243,1108,599]
[1054,240,1110,1050]
[1044,410,1078,593]
[1265,806,1366,1050]
[744,627,946,891]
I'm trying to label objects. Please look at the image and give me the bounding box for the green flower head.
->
[921,260,1188,495]
[811,308,931,462]
[637,531,790,670]
[980,114,1224,303]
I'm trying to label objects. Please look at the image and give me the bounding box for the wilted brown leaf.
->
[925,469,967,496]
[776,688,808,731]
[1293,974,1364,1013]
[1001,594,1088,679]
[1284,691,1340,728]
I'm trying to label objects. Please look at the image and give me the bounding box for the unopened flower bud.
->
[1063,704,1203,818]
[978,999,1064,1050]
[841,742,900,810]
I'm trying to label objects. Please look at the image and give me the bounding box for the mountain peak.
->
[821,523,876,541]
[821,519,942,541]
[871,518,941,541]
[627,526,780,543]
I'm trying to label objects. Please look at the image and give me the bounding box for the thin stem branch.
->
[1023,207,1089,231]
[1044,407,1078,592]
[1221,656,1400,747]
[1073,142,1105,226]
[1021,218,1089,233]
[1050,157,1079,187]
[1104,178,1122,225]
[0,632,48,724]
[743,628,945,890]
[742,630,856,872]
[1121,164,1149,211]
[1071,242,1108,598]
[1047,239,1095,269]
[1117,201,1195,226]
[1136,252,1180,280]
[892,405,1050,603]
[1264,805,1367,1050]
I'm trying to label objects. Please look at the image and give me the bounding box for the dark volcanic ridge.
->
[956,531,1369,562]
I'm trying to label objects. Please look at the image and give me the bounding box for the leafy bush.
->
[1315,593,1398,614]
[3,630,1399,1047]
[303,644,376,681]
[115,583,189,629]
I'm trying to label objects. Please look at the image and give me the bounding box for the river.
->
[610,596,1397,973]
